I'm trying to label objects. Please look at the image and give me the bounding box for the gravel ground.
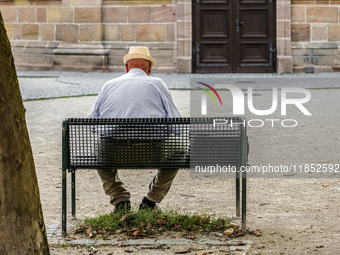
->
[24,86,340,254]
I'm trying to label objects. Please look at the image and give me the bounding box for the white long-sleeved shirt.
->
[89,68,181,119]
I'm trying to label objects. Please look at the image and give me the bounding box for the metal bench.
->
[62,117,248,236]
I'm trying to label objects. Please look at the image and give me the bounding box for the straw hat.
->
[123,46,156,66]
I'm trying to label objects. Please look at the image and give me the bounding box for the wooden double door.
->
[192,0,276,73]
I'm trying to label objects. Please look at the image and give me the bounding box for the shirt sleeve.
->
[163,94,181,118]
[88,87,105,118]
[154,79,181,118]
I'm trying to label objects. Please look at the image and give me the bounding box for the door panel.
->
[201,10,229,38]
[192,0,276,73]
[201,43,229,64]
[240,9,268,38]
[240,43,269,64]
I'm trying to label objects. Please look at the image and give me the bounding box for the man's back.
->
[89,68,180,119]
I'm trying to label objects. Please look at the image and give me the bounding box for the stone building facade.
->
[1,0,340,73]
[291,0,340,72]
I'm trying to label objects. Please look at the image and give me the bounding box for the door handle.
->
[236,19,244,33]
[237,19,244,26]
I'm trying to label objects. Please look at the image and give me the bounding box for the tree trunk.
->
[0,12,50,255]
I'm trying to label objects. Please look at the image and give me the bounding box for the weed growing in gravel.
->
[75,209,240,238]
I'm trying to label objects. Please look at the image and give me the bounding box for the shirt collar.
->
[128,68,147,75]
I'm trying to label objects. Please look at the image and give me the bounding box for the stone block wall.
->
[1,0,179,72]
[291,0,340,72]
[103,2,177,72]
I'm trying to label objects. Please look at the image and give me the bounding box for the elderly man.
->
[89,46,181,213]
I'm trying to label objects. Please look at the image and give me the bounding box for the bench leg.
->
[62,168,67,237]
[240,126,247,234]
[71,170,76,218]
[236,170,240,217]
[241,170,247,234]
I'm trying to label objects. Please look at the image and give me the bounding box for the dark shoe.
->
[112,201,131,214]
[138,202,161,213]
[138,197,161,213]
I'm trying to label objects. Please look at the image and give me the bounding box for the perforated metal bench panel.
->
[63,117,244,169]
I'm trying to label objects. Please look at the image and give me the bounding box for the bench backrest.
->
[62,117,247,170]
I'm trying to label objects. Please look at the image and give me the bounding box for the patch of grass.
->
[23,94,97,102]
[75,209,240,238]
[84,245,96,249]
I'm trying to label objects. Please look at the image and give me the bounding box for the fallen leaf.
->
[229,223,239,228]
[147,223,153,230]
[115,229,124,234]
[98,229,107,234]
[86,225,92,235]
[157,219,164,225]
[132,230,140,237]
[257,246,265,249]
[197,251,214,255]
[223,228,234,236]
[120,214,132,224]
[174,224,180,230]
[322,184,328,187]
[73,227,83,234]
[175,248,191,254]
[129,227,140,232]
[68,235,78,240]
[185,234,196,239]
[255,232,262,236]
[86,225,93,238]
[316,244,324,248]
[270,231,276,235]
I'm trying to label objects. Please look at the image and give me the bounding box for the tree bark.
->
[0,12,50,255]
